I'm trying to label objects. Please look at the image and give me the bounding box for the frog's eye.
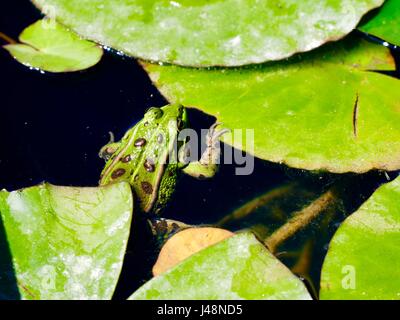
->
[145,107,164,120]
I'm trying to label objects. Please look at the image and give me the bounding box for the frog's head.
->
[143,104,187,132]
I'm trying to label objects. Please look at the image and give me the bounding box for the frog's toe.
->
[209,122,222,133]
[207,123,230,145]
[213,128,230,140]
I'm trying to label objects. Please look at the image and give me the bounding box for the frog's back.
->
[99,105,184,214]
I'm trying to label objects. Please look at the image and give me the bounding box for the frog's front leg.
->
[182,123,229,179]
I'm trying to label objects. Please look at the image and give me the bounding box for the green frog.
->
[99,104,227,215]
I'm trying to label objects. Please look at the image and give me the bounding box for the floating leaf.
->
[33,0,383,66]
[152,227,234,276]
[143,37,400,173]
[130,233,312,300]
[320,176,400,299]
[4,20,103,72]
[359,0,400,46]
[0,182,133,300]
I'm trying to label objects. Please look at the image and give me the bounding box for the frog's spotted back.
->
[99,104,187,214]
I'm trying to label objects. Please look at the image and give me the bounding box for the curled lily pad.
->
[130,233,312,300]
[143,37,400,173]
[33,0,383,66]
[359,0,400,46]
[152,227,234,276]
[3,19,103,73]
[320,176,400,299]
[0,182,133,300]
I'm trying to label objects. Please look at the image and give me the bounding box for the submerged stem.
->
[0,32,17,45]
[216,183,297,227]
[265,188,337,253]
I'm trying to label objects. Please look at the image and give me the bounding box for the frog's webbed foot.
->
[183,123,230,179]
[98,131,120,161]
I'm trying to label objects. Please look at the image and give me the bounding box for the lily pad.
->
[0,182,133,300]
[143,37,400,173]
[152,227,234,276]
[320,176,400,299]
[33,0,383,66]
[359,0,400,46]
[129,232,312,300]
[4,19,103,72]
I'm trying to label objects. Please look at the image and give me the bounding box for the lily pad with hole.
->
[320,176,400,299]
[143,37,400,173]
[3,19,103,73]
[359,0,400,46]
[33,0,384,66]
[0,182,133,300]
[129,232,312,300]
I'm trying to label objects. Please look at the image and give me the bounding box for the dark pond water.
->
[0,0,398,299]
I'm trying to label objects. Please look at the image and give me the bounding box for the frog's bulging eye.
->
[111,168,126,179]
[134,138,147,147]
[146,107,164,120]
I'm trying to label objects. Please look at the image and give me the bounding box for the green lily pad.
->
[4,19,103,73]
[33,0,383,66]
[320,176,400,299]
[129,232,312,300]
[143,37,400,173]
[359,0,400,46]
[0,182,133,300]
